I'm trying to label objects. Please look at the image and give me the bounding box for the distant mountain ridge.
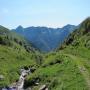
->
[58,17,90,50]
[0,25,41,87]
[0,17,90,89]
[13,24,76,52]
[0,25,37,53]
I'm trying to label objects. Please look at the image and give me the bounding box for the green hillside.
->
[24,18,90,90]
[0,17,90,90]
[0,26,42,87]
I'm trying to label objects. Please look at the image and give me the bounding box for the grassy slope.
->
[0,17,90,90]
[0,26,41,87]
[65,54,90,89]
[26,18,90,90]
[28,50,89,90]
[0,45,37,86]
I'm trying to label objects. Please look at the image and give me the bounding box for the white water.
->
[2,68,31,90]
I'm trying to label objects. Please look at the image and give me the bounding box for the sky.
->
[0,0,90,29]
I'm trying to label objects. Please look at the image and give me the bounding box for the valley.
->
[13,25,76,52]
[0,17,90,90]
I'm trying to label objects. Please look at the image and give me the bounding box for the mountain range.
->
[26,17,90,90]
[13,24,76,52]
[0,17,90,90]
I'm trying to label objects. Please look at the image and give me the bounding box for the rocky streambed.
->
[1,67,48,90]
[1,67,34,90]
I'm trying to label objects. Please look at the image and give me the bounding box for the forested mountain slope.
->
[13,25,76,52]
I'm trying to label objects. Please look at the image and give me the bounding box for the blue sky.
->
[0,0,90,29]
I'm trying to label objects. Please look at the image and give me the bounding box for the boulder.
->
[39,85,48,90]
[0,75,4,80]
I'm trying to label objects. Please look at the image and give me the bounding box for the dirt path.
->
[65,54,90,90]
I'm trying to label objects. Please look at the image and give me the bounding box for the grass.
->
[0,18,90,90]
[0,45,37,87]
[27,52,89,90]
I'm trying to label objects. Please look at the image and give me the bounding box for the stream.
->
[2,68,32,90]
[1,67,48,90]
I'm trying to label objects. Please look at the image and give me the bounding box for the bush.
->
[85,40,90,49]
[48,78,59,90]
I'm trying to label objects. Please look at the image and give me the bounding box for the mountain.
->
[0,25,41,87]
[13,25,76,52]
[23,18,90,90]
[58,17,90,50]
[1,18,90,90]
[0,25,38,53]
